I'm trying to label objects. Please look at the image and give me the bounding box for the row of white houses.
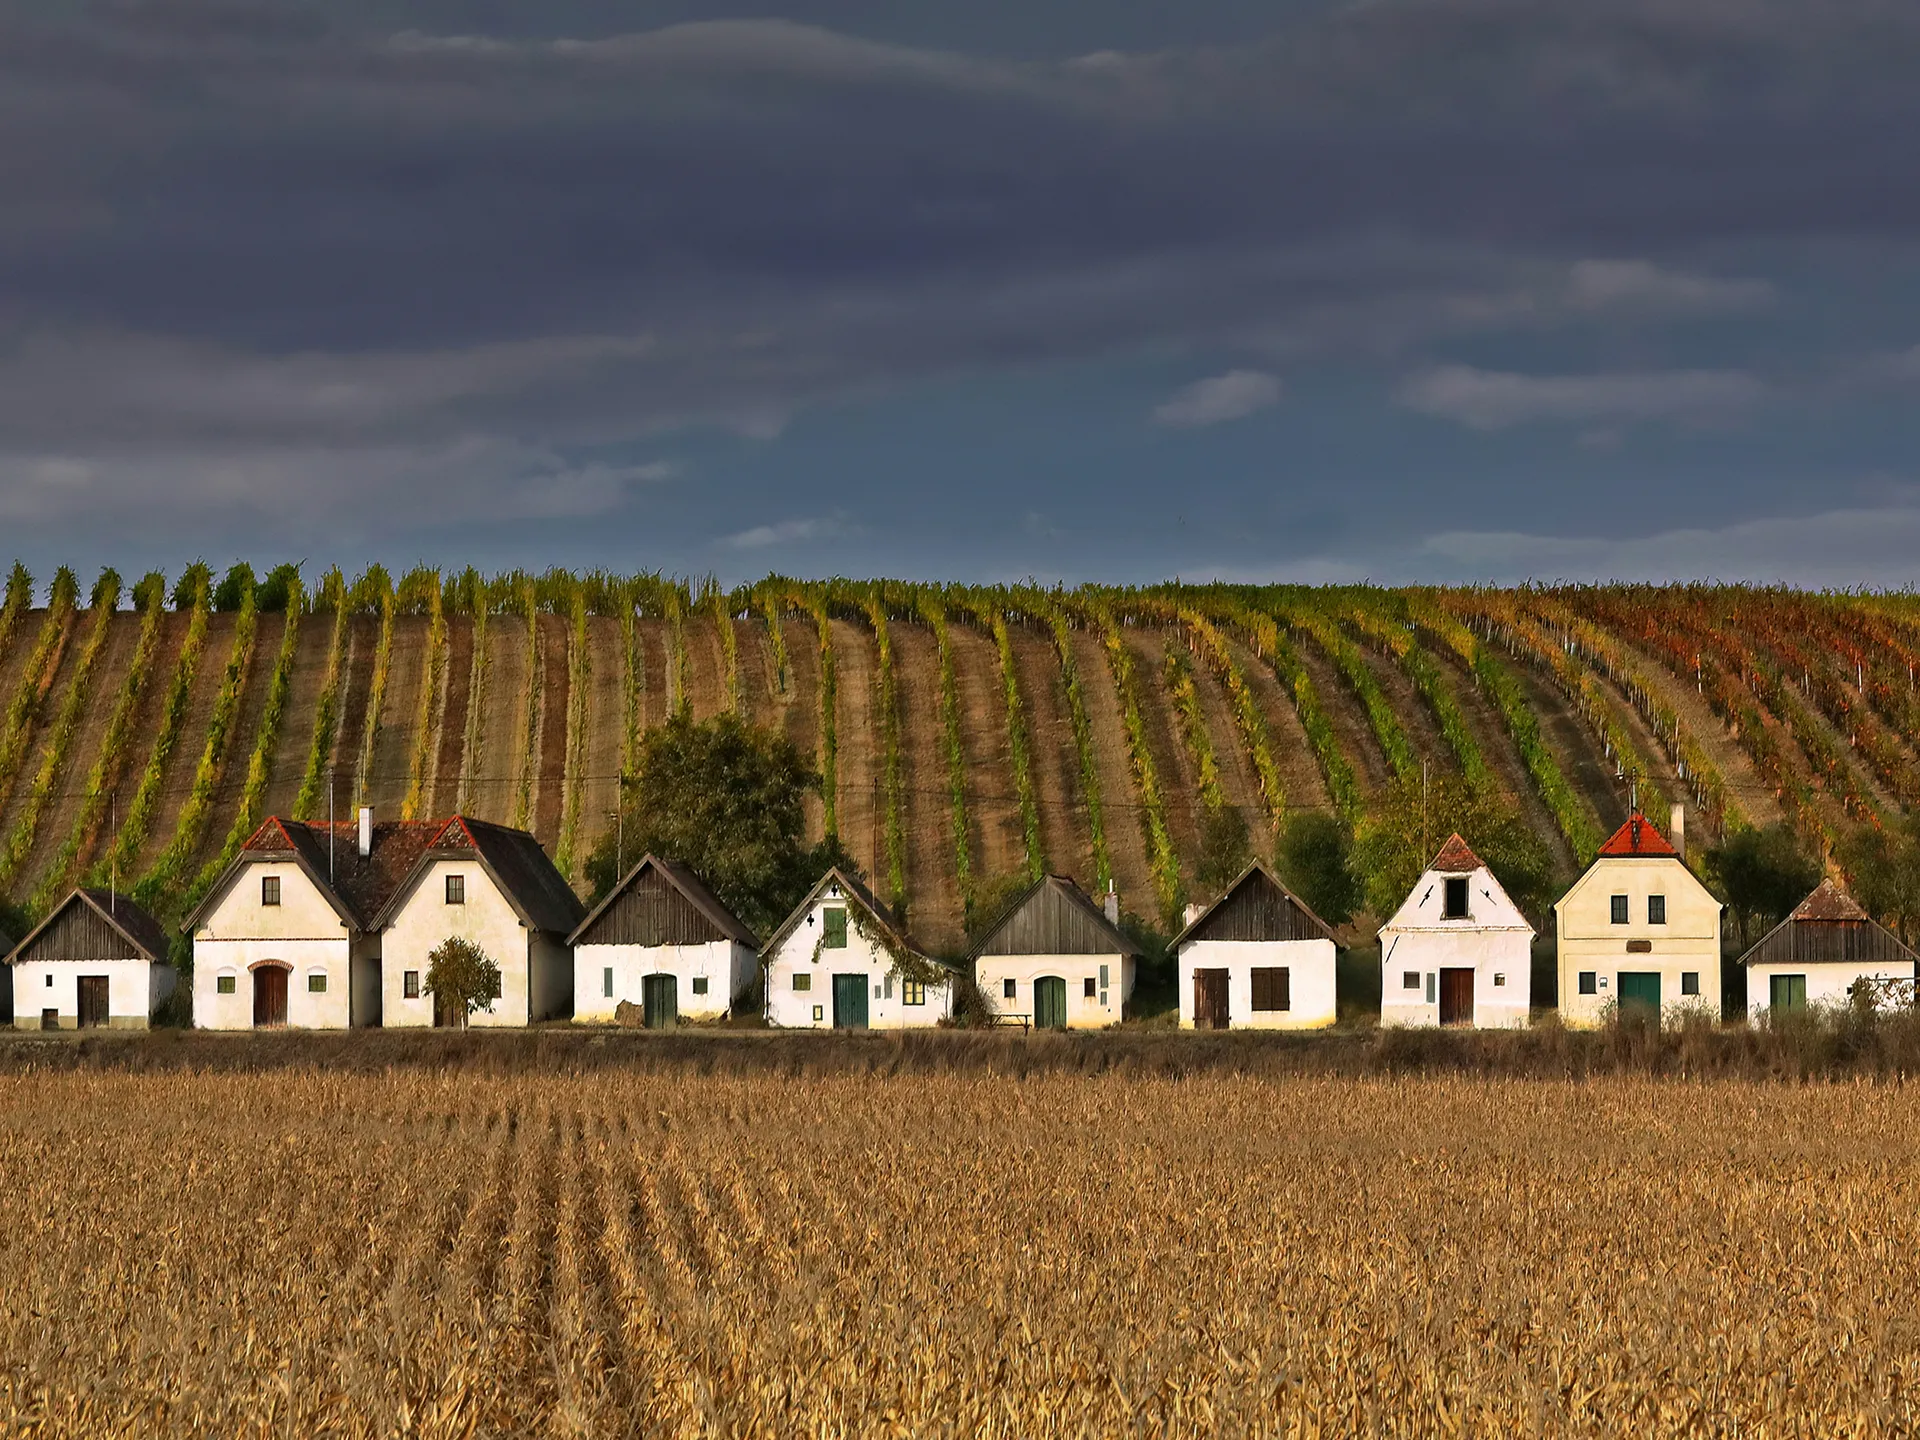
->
[4,807,1913,1032]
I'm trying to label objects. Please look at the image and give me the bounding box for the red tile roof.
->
[1597,813,1678,858]
[1430,833,1483,873]
[1790,877,1871,924]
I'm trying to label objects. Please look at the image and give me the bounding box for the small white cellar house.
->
[1741,878,1918,1022]
[6,889,175,1030]
[762,868,953,1029]
[569,854,759,1025]
[1379,835,1534,1029]
[1173,861,1338,1029]
[972,875,1139,1030]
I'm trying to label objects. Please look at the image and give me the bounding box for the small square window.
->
[216,975,236,994]
[44,973,53,988]
[1403,971,1420,991]
[488,972,501,1000]
[308,973,327,993]
[1083,976,1097,999]
[1493,973,1505,987]
[1681,971,1700,996]
[1002,978,1016,1000]
[793,973,811,992]
[1579,971,1598,995]
[903,980,926,1006]
[261,875,280,907]
[692,976,708,995]
[1648,895,1667,925]
[1443,876,1469,919]
[404,970,420,999]
[1610,895,1629,925]
[603,967,613,999]
[1251,967,1290,1012]
[445,874,465,905]
[822,908,848,948]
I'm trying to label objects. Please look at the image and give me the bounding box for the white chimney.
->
[1104,880,1119,926]
[1670,802,1686,862]
[358,806,373,857]
[1183,902,1204,927]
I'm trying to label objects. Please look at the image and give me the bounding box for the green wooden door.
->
[642,974,678,1029]
[1034,976,1068,1030]
[1769,973,1808,1015]
[832,974,869,1029]
[1617,971,1661,1018]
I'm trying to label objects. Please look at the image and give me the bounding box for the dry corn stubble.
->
[3,1070,1920,1436]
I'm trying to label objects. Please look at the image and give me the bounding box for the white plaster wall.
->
[1177,938,1337,1029]
[382,859,535,1027]
[1745,961,1916,1024]
[193,937,351,1029]
[200,862,348,941]
[1557,856,1721,1028]
[1377,928,1533,1029]
[975,952,1133,1029]
[763,903,951,1028]
[12,960,172,1028]
[574,939,751,1022]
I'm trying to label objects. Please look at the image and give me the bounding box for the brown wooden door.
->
[253,967,288,1028]
[1194,969,1230,1029]
[1439,967,1475,1026]
[77,976,110,1029]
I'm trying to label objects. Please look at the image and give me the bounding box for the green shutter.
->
[823,908,848,948]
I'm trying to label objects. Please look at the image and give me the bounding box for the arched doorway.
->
[1033,975,1068,1030]
[251,962,289,1028]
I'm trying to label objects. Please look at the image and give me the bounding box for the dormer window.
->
[445,875,465,906]
[1443,877,1468,919]
[261,876,280,907]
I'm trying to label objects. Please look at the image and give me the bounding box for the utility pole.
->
[328,765,336,883]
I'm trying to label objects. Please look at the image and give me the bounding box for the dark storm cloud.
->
[2,0,1918,558]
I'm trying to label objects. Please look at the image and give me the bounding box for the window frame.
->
[307,972,328,993]
[903,979,926,1007]
[1681,971,1700,996]
[792,972,812,992]
[1250,966,1291,1012]
[1403,970,1420,991]
[821,907,848,949]
[1443,876,1469,920]
[216,975,236,995]
[261,875,281,907]
[403,970,420,999]
[1002,977,1017,1000]
[691,976,709,995]
[1648,894,1667,925]
[1610,894,1630,925]
[445,874,465,906]
[1578,971,1598,995]
[602,967,613,999]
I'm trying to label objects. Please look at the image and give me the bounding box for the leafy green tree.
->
[423,936,502,1026]
[1837,817,1920,944]
[584,710,859,936]
[1277,811,1359,925]
[1350,773,1554,919]
[1195,804,1252,894]
[1706,823,1822,949]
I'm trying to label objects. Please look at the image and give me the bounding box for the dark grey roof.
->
[761,866,923,961]
[367,816,584,934]
[971,874,1142,959]
[1170,860,1335,949]
[7,888,169,966]
[181,816,441,932]
[568,853,759,948]
[1738,881,1918,969]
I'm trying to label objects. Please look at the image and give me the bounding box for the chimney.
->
[1670,802,1686,862]
[358,806,373,857]
[1104,880,1119,926]
[1183,902,1204,927]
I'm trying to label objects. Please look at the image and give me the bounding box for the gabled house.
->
[1741,879,1917,1022]
[1172,861,1338,1029]
[7,889,173,1030]
[186,810,438,1028]
[370,816,584,1027]
[762,868,953,1029]
[972,875,1140,1030]
[1380,834,1535,1028]
[1556,811,1722,1027]
[569,854,758,1025]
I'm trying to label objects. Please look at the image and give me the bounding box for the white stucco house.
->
[973,874,1140,1029]
[370,816,583,1028]
[1379,834,1535,1029]
[1557,811,1722,1027]
[185,811,435,1028]
[569,854,758,1025]
[1173,861,1338,1029]
[1741,878,1917,1022]
[7,889,174,1030]
[762,867,953,1029]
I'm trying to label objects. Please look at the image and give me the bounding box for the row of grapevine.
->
[0,565,32,669]
[187,577,309,903]
[1226,603,1362,825]
[619,592,642,780]
[709,583,742,716]
[0,572,122,887]
[756,587,791,699]
[555,591,592,879]
[664,585,690,715]
[455,596,490,814]
[91,570,213,888]
[913,591,977,911]
[292,570,351,821]
[863,588,909,910]
[1178,608,1285,831]
[986,609,1046,882]
[1282,603,1420,786]
[1342,604,1492,792]
[1161,639,1226,811]
[1035,595,1111,891]
[0,568,79,815]
[400,576,448,821]
[1084,599,1181,920]
[511,581,540,830]
[353,577,397,813]
[30,577,168,912]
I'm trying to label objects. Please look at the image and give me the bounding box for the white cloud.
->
[720,516,847,550]
[1563,260,1774,314]
[1397,364,1767,430]
[1152,369,1284,427]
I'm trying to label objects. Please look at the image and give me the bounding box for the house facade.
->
[371,817,583,1027]
[762,868,953,1029]
[1556,813,1722,1027]
[1379,835,1535,1029]
[7,889,173,1030]
[1173,861,1338,1029]
[570,855,757,1025]
[973,876,1139,1030]
[1741,879,1917,1021]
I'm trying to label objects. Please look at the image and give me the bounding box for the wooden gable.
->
[977,877,1136,957]
[14,900,144,965]
[1188,867,1331,944]
[577,865,731,947]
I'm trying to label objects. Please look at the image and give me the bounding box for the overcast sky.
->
[6,0,1920,588]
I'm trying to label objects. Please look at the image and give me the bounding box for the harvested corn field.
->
[4,1066,1919,1436]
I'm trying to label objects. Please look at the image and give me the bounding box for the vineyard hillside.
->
[1,572,1898,954]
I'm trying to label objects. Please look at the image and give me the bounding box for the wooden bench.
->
[990,1012,1032,1033]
